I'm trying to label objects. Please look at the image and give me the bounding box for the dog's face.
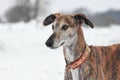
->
[45,15,77,49]
[43,13,94,49]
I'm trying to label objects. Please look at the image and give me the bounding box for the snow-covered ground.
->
[0,22,64,80]
[0,21,120,80]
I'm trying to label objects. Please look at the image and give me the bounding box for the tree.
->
[15,0,48,18]
[3,0,49,23]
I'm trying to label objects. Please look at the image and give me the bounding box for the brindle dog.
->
[43,13,120,80]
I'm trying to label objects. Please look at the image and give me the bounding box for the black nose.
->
[45,40,53,47]
[45,39,54,47]
[45,33,55,47]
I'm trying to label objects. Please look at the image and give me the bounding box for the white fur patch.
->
[71,69,79,80]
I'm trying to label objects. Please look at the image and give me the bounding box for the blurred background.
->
[0,0,120,80]
[0,0,120,26]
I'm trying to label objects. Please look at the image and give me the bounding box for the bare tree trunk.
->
[33,0,48,18]
[33,0,40,19]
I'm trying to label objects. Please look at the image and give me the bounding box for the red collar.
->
[66,45,90,70]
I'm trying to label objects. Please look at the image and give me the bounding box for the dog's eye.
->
[62,25,68,30]
[52,25,54,30]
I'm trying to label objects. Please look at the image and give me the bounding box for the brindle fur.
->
[87,44,120,80]
[64,27,120,80]
[43,13,120,80]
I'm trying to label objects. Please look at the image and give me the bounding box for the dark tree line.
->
[72,8,120,27]
[0,0,48,23]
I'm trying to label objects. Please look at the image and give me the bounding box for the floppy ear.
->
[73,14,94,28]
[43,13,61,26]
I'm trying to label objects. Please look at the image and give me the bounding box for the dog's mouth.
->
[50,47,57,49]
[47,42,65,49]
[60,42,65,46]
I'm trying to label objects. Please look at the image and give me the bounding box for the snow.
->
[0,22,65,80]
[0,21,120,80]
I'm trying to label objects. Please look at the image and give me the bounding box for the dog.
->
[43,13,120,80]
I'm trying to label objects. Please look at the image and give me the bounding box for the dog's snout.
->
[45,33,56,47]
[45,39,54,47]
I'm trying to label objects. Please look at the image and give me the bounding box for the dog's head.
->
[43,13,94,49]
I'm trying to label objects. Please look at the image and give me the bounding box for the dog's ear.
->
[43,13,61,26]
[73,14,94,28]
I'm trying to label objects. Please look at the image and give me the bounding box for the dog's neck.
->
[63,26,86,62]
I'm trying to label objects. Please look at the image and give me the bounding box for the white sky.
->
[50,0,120,13]
[0,0,16,16]
[0,0,120,16]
